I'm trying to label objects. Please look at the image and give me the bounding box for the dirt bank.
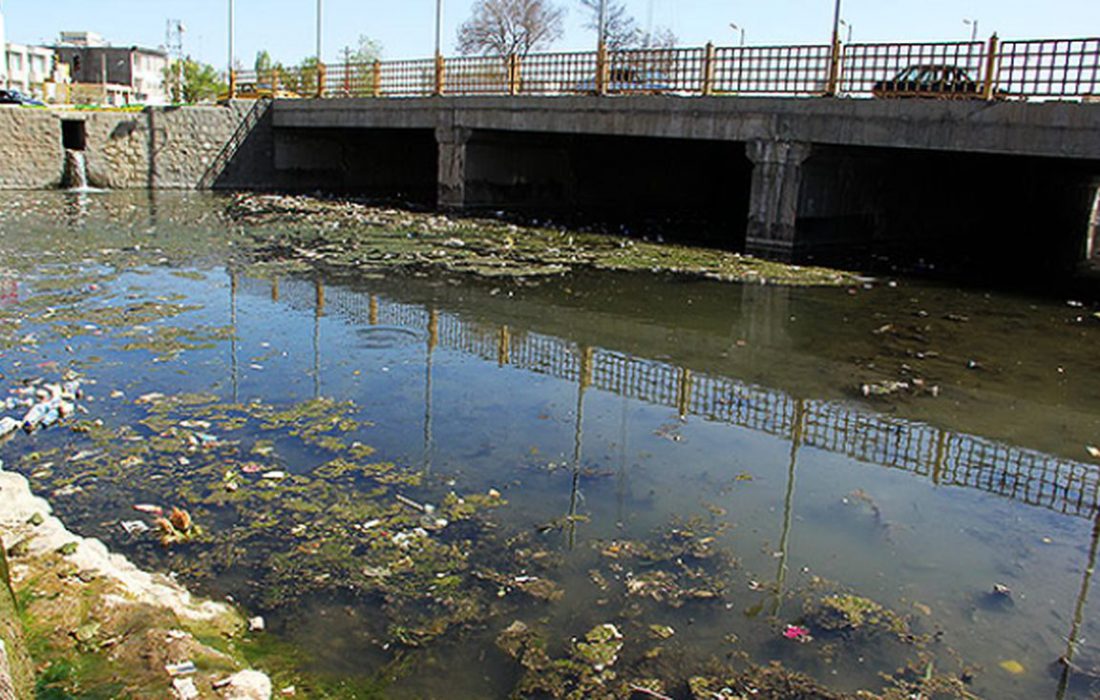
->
[0,466,273,699]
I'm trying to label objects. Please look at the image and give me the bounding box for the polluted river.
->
[1,190,1099,700]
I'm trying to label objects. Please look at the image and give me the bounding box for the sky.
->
[2,0,1098,71]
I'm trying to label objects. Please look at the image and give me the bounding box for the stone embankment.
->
[0,103,251,190]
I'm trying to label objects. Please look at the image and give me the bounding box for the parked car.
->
[573,68,672,95]
[0,89,46,106]
[872,65,994,99]
[217,82,302,102]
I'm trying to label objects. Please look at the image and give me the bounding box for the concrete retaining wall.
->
[0,103,253,190]
[0,108,65,188]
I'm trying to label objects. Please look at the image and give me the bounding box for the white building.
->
[5,43,54,96]
[0,6,7,88]
[58,31,106,48]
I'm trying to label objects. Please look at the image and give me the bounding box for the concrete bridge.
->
[216,95,1100,265]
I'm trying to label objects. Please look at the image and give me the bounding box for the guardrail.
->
[231,35,1099,101]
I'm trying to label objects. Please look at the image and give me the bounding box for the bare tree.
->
[577,0,677,51]
[578,0,639,51]
[457,0,566,57]
[640,26,677,50]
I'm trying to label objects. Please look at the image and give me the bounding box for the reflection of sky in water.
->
[2,191,1100,698]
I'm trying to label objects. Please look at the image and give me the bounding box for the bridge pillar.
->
[745,140,812,261]
[436,126,470,210]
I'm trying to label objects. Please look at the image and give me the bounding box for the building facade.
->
[55,33,169,105]
[5,43,55,95]
[0,7,7,88]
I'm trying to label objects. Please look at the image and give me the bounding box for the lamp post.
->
[963,18,979,42]
[434,0,445,95]
[826,0,843,94]
[595,0,609,94]
[435,0,443,59]
[597,0,608,49]
[729,23,745,47]
[839,19,852,44]
[830,0,843,49]
[315,0,324,97]
[316,0,323,62]
[227,0,235,97]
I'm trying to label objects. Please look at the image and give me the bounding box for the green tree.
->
[351,35,383,63]
[255,50,273,74]
[164,58,227,103]
[344,35,384,96]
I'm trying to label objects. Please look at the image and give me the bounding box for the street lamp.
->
[839,19,852,44]
[830,0,843,49]
[826,0,842,94]
[963,18,979,42]
[316,0,323,63]
[598,0,609,48]
[729,23,745,47]
[227,0,235,96]
[435,0,443,59]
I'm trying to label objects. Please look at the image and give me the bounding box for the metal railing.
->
[996,38,1100,98]
[230,34,1100,102]
[242,274,1100,521]
[838,40,988,96]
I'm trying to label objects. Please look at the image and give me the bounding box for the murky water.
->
[3,191,1100,699]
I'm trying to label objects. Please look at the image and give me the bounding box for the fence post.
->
[982,33,1000,101]
[595,42,609,95]
[434,54,446,96]
[228,70,237,99]
[372,59,382,97]
[702,42,716,96]
[316,62,326,98]
[825,37,842,95]
[508,54,522,95]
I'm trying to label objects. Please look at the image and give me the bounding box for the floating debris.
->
[782,624,813,643]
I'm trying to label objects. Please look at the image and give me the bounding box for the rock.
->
[173,677,200,700]
[219,670,272,700]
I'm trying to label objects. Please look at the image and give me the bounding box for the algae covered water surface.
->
[2,191,1100,699]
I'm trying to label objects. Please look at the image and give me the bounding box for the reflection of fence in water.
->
[243,275,1100,520]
